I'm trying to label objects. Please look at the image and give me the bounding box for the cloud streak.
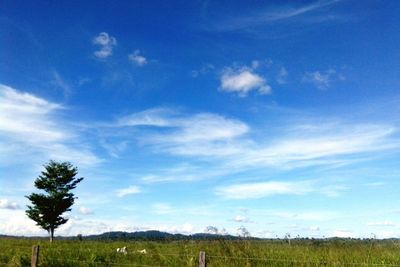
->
[0,84,101,167]
[116,185,141,197]
[212,0,341,31]
[113,107,399,172]
[216,180,347,199]
[216,180,315,199]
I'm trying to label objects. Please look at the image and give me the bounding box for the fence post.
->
[199,251,206,267]
[31,245,39,267]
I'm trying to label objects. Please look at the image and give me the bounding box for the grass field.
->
[1,237,400,266]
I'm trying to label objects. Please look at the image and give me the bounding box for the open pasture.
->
[1,238,400,266]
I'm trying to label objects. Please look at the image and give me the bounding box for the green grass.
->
[1,237,400,266]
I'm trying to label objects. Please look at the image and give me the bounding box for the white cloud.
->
[220,68,271,96]
[0,84,100,167]
[216,180,314,199]
[303,68,344,89]
[0,199,20,210]
[375,230,399,239]
[0,210,203,237]
[233,215,251,223]
[116,185,141,197]
[331,230,355,238]
[128,50,148,66]
[78,207,94,215]
[367,220,395,227]
[93,32,117,59]
[162,113,248,143]
[0,84,64,142]
[0,210,44,236]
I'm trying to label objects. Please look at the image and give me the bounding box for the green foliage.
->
[25,161,84,242]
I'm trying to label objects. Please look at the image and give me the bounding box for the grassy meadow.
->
[1,237,400,266]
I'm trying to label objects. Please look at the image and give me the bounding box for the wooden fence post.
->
[31,245,39,267]
[199,251,206,267]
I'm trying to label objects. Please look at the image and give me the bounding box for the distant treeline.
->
[1,231,398,243]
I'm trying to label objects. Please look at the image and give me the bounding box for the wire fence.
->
[2,244,400,267]
[40,259,165,267]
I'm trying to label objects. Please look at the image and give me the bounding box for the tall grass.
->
[1,237,400,266]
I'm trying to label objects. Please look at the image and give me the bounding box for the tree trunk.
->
[49,228,54,242]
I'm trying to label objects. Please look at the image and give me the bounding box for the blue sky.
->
[1,0,400,238]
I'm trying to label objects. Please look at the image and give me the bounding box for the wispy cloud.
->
[250,209,337,221]
[116,185,141,197]
[128,50,148,66]
[259,0,340,22]
[215,180,315,199]
[99,139,128,158]
[50,71,71,96]
[117,108,175,127]
[137,163,233,184]
[212,0,342,31]
[117,108,249,157]
[228,123,396,170]
[0,84,101,167]
[112,107,398,171]
[276,67,288,84]
[216,179,348,200]
[220,66,271,97]
[303,68,344,89]
[93,32,117,59]
[0,84,64,142]
[191,64,215,78]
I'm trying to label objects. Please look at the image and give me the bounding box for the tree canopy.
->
[26,160,83,242]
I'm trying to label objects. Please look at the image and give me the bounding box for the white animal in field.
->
[116,246,128,255]
[137,249,147,254]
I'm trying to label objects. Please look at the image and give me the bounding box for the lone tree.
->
[26,160,84,242]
